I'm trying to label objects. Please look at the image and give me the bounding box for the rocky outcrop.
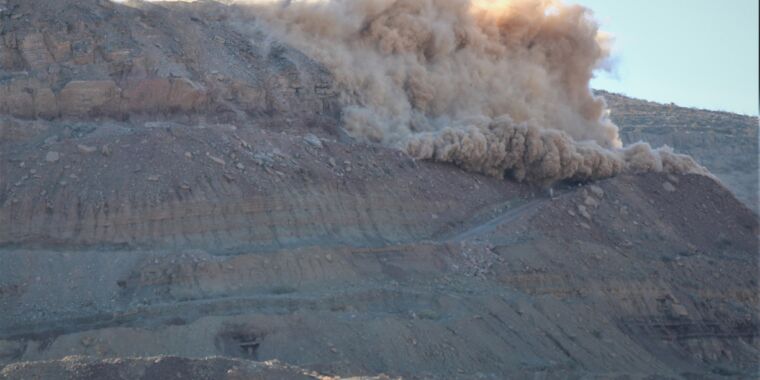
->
[58,80,120,117]
[0,76,209,119]
[120,77,208,115]
[0,0,338,121]
[18,33,53,70]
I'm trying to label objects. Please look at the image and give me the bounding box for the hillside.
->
[1,1,758,379]
[599,90,759,212]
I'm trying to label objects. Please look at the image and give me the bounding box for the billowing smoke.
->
[229,0,708,184]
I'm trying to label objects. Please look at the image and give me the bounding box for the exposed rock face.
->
[59,80,121,117]
[0,1,757,379]
[0,0,338,121]
[599,90,759,212]
[19,33,53,70]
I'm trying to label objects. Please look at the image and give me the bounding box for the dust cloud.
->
[229,0,707,183]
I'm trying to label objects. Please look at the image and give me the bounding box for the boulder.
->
[58,80,120,117]
[577,204,591,220]
[0,79,35,118]
[0,40,24,70]
[77,144,97,154]
[45,151,60,163]
[0,78,58,118]
[122,77,207,114]
[589,185,605,198]
[304,134,323,149]
[20,33,53,70]
[663,182,677,193]
[122,78,172,114]
[33,87,58,119]
[230,80,266,113]
[70,39,95,65]
[104,49,131,63]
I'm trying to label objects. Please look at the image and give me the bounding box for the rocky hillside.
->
[0,0,338,123]
[1,1,758,379]
[599,90,759,212]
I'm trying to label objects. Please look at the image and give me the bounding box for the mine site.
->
[0,0,758,379]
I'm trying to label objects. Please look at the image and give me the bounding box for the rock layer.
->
[0,0,338,121]
[1,113,757,378]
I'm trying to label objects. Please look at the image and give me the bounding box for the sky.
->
[573,0,759,116]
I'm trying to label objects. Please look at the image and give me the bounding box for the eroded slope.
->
[600,90,759,213]
[0,0,758,379]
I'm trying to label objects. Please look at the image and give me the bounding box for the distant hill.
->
[598,90,759,212]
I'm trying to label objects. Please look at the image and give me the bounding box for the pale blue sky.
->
[573,0,759,116]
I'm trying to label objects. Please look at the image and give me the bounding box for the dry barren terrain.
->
[601,90,759,213]
[0,1,758,379]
